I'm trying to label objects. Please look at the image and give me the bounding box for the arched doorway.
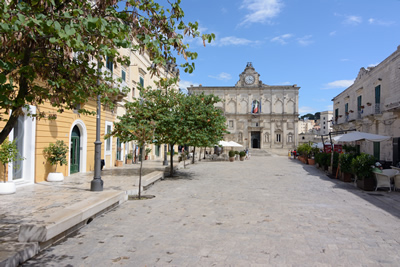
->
[70,126,80,174]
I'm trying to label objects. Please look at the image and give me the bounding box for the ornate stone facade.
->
[332,45,400,164]
[189,63,300,155]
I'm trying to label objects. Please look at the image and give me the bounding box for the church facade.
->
[189,63,300,155]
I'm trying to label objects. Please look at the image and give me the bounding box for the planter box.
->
[340,172,352,182]
[0,182,16,195]
[308,158,315,165]
[356,178,375,191]
[115,160,123,167]
[47,172,64,182]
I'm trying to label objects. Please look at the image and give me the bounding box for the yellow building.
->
[1,46,179,185]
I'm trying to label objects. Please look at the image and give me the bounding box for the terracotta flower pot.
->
[229,157,235,162]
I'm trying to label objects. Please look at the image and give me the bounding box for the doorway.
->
[251,131,260,148]
[70,126,80,174]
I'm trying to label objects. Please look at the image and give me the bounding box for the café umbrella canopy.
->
[332,131,391,143]
[227,141,243,147]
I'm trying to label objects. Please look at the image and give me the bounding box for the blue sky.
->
[176,0,400,115]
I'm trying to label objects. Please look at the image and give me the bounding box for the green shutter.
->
[375,85,381,104]
[373,142,380,160]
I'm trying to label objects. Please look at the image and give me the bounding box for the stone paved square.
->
[23,156,400,266]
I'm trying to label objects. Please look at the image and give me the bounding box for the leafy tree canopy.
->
[0,0,214,144]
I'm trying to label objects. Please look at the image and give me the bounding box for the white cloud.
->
[368,18,394,26]
[299,106,316,115]
[209,72,232,81]
[271,33,293,45]
[323,79,354,89]
[344,15,362,25]
[239,0,283,26]
[297,35,313,46]
[279,81,292,85]
[329,31,336,36]
[179,80,199,90]
[340,58,350,62]
[368,63,379,68]
[217,36,255,46]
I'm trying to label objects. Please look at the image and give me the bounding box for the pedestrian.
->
[293,149,297,159]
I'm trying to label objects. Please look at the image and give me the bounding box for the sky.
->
[175,0,400,115]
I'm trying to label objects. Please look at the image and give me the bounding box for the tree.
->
[109,87,158,199]
[300,113,315,120]
[0,140,23,182]
[0,0,214,144]
[179,93,228,164]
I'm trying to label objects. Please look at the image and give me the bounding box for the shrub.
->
[351,153,376,180]
[239,151,246,157]
[44,140,68,172]
[0,140,23,182]
[234,150,239,155]
[228,150,235,157]
[339,153,354,173]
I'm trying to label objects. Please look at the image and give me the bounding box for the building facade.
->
[319,111,333,136]
[189,63,300,155]
[332,45,400,164]
[1,46,176,185]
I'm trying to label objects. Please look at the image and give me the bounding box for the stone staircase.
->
[249,148,271,157]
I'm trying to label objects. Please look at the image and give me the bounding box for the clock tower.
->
[236,62,262,87]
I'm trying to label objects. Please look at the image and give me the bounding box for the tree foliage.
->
[0,0,215,144]
[110,81,227,177]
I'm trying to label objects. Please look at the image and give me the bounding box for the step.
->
[18,191,125,243]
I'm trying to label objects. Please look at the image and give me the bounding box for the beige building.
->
[319,111,333,136]
[189,63,300,155]
[332,45,400,164]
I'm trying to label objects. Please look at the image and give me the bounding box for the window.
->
[121,69,126,82]
[335,108,339,121]
[105,121,112,155]
[229,120,234,128]
[373,142,380,160]
[106,56,113,73]
[345,103,348,114]
[357,95,362,111]
[375,85,381,114]
[139,77,144,87]
[276,134,281,143]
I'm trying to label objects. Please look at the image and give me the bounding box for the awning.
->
[332,131,391,142]
[218,141,231,147]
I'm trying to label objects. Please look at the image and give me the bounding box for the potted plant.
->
[228,150,235,162]
[145,148,152,160]
[126,153,133,164]
[308,147,319,165]
[349,110,354,113]
[352,153,376,191]
[234,150,239,160]
[367,102,372,106]
[44,140,68,182]
[0,140,23,194]
[339,153,354,182]
[239,151,246,161]
[360,105,365,109]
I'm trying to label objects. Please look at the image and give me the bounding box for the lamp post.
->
[162,61,177,166]
[91,93,104,191]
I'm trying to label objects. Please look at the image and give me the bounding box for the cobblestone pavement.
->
[23,156,400,266]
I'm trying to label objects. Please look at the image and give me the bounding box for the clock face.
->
[245,75,255,85]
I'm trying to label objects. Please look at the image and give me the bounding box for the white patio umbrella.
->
[227,141,243,147]
[218,140,231,147]
[332,131,391,143]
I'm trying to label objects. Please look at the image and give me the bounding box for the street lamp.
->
[163,61,177,166]
[91,61,104,191]
[91,93,104,191]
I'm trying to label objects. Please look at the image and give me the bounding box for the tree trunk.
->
[0,46,32,145]
[192,147,196,164]
[138,144,144,199]
[198,147,202,161]
[169,143,174,177]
